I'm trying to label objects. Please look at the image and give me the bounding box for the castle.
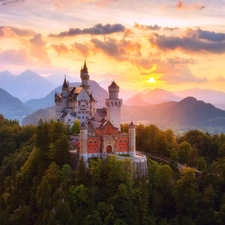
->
[55,60,147,174]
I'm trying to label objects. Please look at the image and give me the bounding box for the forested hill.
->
[1,115,225,224]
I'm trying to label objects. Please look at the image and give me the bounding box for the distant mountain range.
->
[2,69,225,132]
[0,70,56,102]
[21,96,225,133]
[0,88,32,123]
[124,88,225,110]
[124,88,181,106]
[122,97,225,133]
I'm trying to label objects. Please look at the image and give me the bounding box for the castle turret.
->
[80,124,88,162]
[128,121,136,157]
[80,59,90,94]
[105,81,122,131]
[62,75,68,109]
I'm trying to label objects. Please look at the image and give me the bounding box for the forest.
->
[0,114,225,225]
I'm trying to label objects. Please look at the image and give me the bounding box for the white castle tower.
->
[105,81,122,131]
[128,121,136,157]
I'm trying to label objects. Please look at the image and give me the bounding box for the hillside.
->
[175,88,225,110]
[122,97,225,132]
[0,88,32,123]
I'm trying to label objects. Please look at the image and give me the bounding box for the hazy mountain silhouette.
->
[0,88,32,123]
[122,97,225,133]
[175,88,225,110]
[124,88,181,106]
[45,73,79,86]
[21,95,225,133]
[0,69,56,102]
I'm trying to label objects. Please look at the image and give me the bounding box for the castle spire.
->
[83,59,88,73]
[63,75,68,89]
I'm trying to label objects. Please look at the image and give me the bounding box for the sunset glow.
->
[0,0,225,92]
[147,77,156,83]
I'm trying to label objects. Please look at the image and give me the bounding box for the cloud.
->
[0,48,32,65]
[158,61,207,84]
[0,26,35,37]
[0,0,24,6]
[166,57,197,64]
[90,37,141,60]
[214,75,225,82]
[175,0,205,10]
[134,22,161,31]
[164,27,179,32]
[51,43,69,56]
[149,29,225,54]
[49,23,125,37]
[29,33,51,65]
[71,43,90,57]
[187,29,225,42]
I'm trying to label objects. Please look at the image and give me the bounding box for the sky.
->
[1,0,225,92]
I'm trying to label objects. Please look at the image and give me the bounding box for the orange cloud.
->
[134,22,161,31]
[29,33,51,66]
[175,0,205,10]
[91,37,141,61]
[51,43,69,56]
[1,27,17,38]
[71,42,90,57]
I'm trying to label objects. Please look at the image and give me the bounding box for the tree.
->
[175,167,198,224]
[177,141,192,164]
[71,120,80,135]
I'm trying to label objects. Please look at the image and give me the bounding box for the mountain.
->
[22,106,55,126]
[0,69,56,102]
[0,88,32,123]
[24,86,62,111]
[123,93,149,107]
[122,97,225,133]
[175,88,225,110]
[22,96,225,133]
[98,79,138,101]
[124,88,181,106]
[45,73,79,86]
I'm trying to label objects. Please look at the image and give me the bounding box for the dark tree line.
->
[0,116,225,224]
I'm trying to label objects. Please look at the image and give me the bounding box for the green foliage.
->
[71,119,80,135]
[1,117,225,224]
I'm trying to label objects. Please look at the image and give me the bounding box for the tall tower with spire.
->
[105,81,122,131]
[80,59,90,94]
[62,75,68,109]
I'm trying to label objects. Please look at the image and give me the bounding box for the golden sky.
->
[1,0,225,91]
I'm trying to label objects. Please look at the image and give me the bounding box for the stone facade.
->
[55,60,147,175]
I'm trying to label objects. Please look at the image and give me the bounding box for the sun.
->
[147,77,156,83]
